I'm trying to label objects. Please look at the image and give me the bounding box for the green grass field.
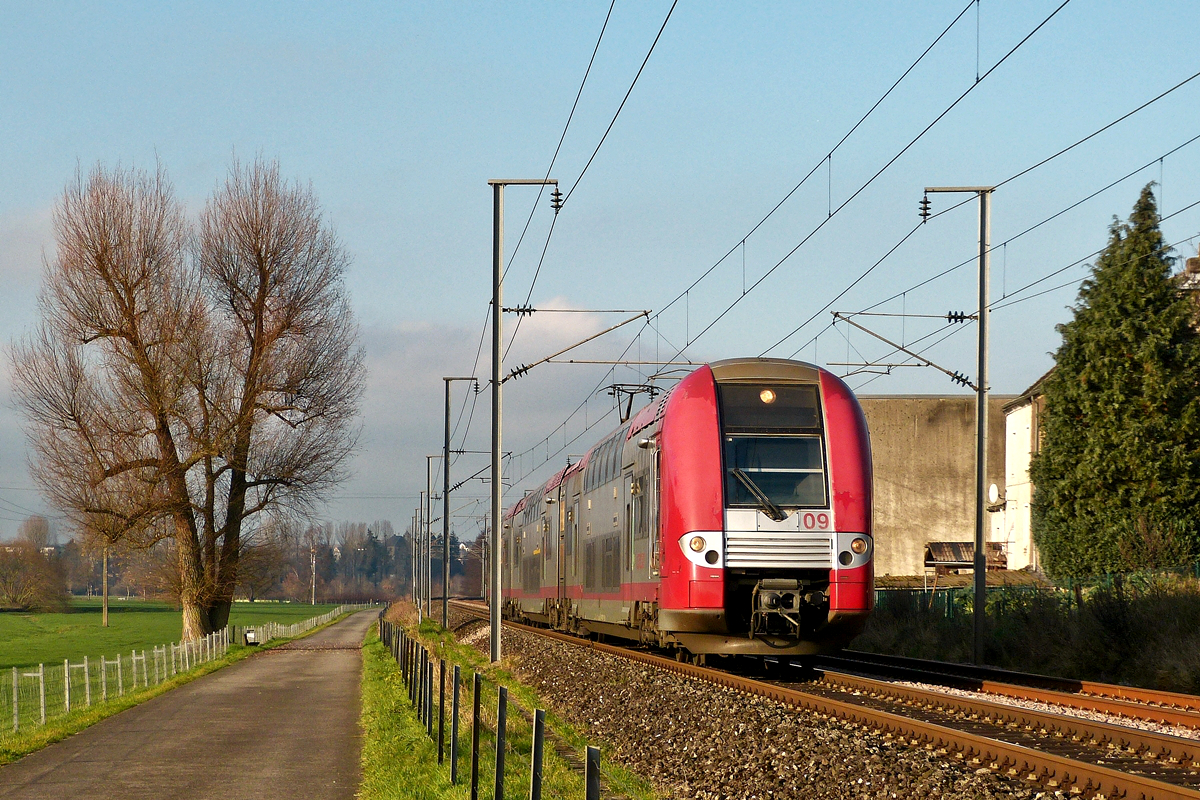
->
[0,598,341,670]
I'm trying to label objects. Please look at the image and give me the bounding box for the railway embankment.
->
[447,607,1032,800]
[360,603,655,800]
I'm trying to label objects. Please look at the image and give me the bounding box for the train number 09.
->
[801,512,830,530]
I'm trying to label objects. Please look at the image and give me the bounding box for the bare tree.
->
[11,160,364,638]
[17,516,52,549]
[0,539,68,611]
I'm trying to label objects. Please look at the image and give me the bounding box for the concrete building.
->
[858,395,1012,576]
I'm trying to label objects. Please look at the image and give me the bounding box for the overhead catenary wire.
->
[769,82,1200,357]
[561,0,679,207]
[503,0,619,356]
[662,0,1073,363]
[845,224,1200,391]
[652,0,977,325]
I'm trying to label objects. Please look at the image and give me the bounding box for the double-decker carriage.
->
[502,357,873,656]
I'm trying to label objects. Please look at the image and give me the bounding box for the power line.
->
[845,224,1200,391]
[653,0,977,325]
[562,0,679,207]
[507,0,674,358]
[770,81,1200,356]
[500,0,616,288]
[663,0,1073,362]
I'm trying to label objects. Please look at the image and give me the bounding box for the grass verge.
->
[359,618,658,800]
[0,609,358,765]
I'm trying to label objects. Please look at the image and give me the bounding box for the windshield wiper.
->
[731,469,787,522]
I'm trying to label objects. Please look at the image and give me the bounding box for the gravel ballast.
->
[453,614,1040,799]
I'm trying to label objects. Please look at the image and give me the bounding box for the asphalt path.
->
[0,609,378,800]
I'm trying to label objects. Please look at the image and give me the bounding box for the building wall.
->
[999,396,1044,571]
[858,395,1010,576]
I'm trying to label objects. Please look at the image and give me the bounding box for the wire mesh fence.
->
[1,603,371,735]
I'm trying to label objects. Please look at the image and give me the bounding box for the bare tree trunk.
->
[102,546,109,628]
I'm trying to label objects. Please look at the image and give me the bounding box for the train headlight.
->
[850,537,869,555]
[759,388,776,404]
[689,535,706,552]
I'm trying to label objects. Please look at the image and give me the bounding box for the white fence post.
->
[116,656,123,697]
[12,666,18,732]
[83,656,91,707]
[64,658,71,714]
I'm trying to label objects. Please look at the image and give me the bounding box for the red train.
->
[501,358,873,658]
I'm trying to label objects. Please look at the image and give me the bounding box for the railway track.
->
[448,600,1200,799]
[819,650,1200,728]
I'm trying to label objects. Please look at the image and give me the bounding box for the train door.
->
[556,495,566,605]
[650,450,661,577]
[623,468,635,578]
[570,497,580,582]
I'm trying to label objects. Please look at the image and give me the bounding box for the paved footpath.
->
[0,609,378,800]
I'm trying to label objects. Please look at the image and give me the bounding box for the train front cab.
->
[657,358,873,656]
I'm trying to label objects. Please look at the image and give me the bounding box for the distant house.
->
[858,395,1013,576]
[997,370,1051,573]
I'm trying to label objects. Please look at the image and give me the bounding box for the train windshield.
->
[718,383,827,510]
[723,435,826,508]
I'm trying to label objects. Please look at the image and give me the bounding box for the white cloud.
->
[321,301,655,529]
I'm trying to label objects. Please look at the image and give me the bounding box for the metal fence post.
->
[12,667,18,732]
[37,664,45,725]
[470,672,481,800]
[83,656,90,706]
[438,658,445,763]
[117,656,124,696]
[420,652,429,724]
[585,746,601,800]
[530,708,545,800]
[64,659,70,714]
[451,664,461,785]
[426,664,434,738]
[494,685,507,800]
[101,658,108,702]
[409,646,418,705]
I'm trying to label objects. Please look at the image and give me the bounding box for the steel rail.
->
[447,600,1200,799]
[826,651,1200,721]
[814,668,1200,770]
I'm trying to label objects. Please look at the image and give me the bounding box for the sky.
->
[2,1,1199,541]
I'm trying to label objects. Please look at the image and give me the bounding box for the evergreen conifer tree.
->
[1030,185,1200,578]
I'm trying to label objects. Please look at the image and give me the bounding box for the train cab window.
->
[719,384,820,431]
[719,382,827,510]
[724,435,826,508]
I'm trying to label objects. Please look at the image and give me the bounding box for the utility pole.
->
[487,178,558,663]
[923,185,994,665]
[426,455,439,619]
[411,510,419,617]
[443,377,477,628]
[418,494,425,621]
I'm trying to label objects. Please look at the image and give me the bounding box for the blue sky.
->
[2,1,1199,537]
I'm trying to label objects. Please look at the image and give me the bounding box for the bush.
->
[856,576,1200,692]
[0,544,69,611]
